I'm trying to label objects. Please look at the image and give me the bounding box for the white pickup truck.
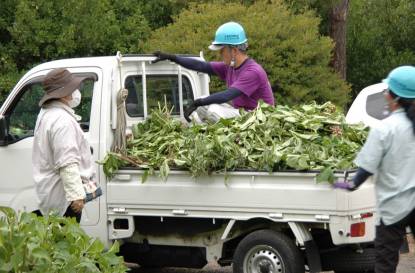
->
[0,53,377,273]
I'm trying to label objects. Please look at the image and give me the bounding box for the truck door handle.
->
[90,146,93,154]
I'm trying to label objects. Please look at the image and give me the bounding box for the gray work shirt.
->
[32,101,95,216]
[355,108,415,225]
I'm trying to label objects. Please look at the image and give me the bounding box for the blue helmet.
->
[383,66,415,98]
[209,22,248,51]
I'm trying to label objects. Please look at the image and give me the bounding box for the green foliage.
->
[0,0,18,43]
[9,0,148,60]
[284,0,345,35]
[0,55,20,103]
[0,206,127,273]
[0,0,151,104]
[102,102,367,183]
[135,0,186,30]
[347,0,415,96]
[141,0,351,107]
[136,0,255,30]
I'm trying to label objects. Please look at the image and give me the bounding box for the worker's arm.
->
[60,163,86,213]
[194,88,242,106]
[333,167,373,191]
[51,120,86,213]
[184,88,242,122]
[352,167,373,188]
[153,51,215,75]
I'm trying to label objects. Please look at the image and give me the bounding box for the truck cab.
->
[0,53,207,238]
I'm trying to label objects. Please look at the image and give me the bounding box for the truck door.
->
[0,67,102,226]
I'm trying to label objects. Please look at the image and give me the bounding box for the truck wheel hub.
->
[243,245,284,273]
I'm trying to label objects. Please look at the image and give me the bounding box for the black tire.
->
[233,229,304,273]
[321,247,375,272]
[334,270,375,273]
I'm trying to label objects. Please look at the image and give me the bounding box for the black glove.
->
[152,51,176,64]
[184,99,203,122]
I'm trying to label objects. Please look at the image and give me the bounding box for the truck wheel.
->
[335,271,374,273]
[233,229,304,273]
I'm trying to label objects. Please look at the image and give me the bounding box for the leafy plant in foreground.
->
[0,207,127,273]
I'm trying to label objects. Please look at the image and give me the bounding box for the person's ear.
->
[232,47,238,56]
[60,94,72,103]
[383,90,393,101]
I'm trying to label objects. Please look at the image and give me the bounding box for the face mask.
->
[230,57,235,67]
[68,89,81,108]
[229,47,235,67]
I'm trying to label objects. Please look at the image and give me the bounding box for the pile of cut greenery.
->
[101,102,367,183]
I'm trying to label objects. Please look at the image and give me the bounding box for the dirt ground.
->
[129,235,415,273]
[397,235,415,273]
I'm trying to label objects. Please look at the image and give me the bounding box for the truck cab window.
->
[366,92,391,120]
[76,79,95,131]
[7,83,44,141]
[125,75,194,117]
[5,78,95,143]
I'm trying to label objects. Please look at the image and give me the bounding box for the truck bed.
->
[107,169,376,222]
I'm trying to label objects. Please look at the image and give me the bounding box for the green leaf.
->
[141,170,149,184]
[317,167,335,183]
[0,207,16,221]
[159,159,170,182]
[0,262,12,272]
[77,259,100,272]
[31,247,51,261]
[290,130,318,140]
[173,159,186,166]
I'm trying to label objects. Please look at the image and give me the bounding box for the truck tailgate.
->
[107,170,376,221]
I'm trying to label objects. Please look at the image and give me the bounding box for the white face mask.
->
[68,89,81,108]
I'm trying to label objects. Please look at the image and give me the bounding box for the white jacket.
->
[32,101,95,216]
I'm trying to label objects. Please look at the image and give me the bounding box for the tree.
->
[142,0,351,107]
[0,0,151,104]
[347,0,415,96]
[0,0,20,100]
[136,0,255,30]
[285,0,349,79]
[329,0,349,79]
[9,0,149,64]
[0,0,18,44]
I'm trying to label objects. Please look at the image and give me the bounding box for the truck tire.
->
[335,271,374,273]
[321,247,375,272]
[233,229,304,273]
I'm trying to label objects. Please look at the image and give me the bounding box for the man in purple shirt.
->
[153,21,274,122]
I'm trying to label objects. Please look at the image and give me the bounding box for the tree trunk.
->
[329,0,349,80]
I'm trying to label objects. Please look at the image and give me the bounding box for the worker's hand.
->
[184,99,203,122]
[70,199,85,213]
[152,51,176,64]
[333,180,357,191]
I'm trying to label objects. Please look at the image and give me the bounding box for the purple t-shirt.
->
[209,59,274,110]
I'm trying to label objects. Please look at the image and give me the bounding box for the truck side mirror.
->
[0,116,8,146]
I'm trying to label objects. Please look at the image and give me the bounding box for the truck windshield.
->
[366,92,391,120]
[5,77,95,143]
